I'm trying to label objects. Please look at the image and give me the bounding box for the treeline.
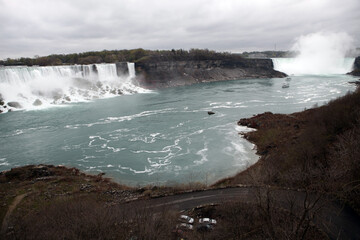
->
[0,48,239,67]
[241,50,297,58]
[0,49,299,67]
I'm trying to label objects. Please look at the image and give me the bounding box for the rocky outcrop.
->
[135,58,287,88]
[115,62,129,77]
[348,56,360,76]
[0,94,4,106]
[7,102,22,109]
[33,99,42,106]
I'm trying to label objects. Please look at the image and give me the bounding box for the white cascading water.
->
[272,32,355,75]
[127,62,136,78]
[272,58,355,75]
[0,63,148,112]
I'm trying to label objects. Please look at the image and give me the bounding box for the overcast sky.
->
[0,0,359,59]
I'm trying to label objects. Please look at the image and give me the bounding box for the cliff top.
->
[134,49,244,64]
[0,48,243,67]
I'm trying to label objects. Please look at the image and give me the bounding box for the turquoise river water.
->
[0,61,357,186]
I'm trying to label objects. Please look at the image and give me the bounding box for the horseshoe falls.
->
[272,32,355,75]
[272,57,355,75]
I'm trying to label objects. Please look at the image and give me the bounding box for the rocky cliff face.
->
[115,62,129,76]
[348,56,360,76]
[135,58,287,88]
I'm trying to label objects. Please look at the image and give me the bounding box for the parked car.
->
[179,214,194,224]
[176,223,194,230]
[199,218,217,224]
[196,224,213,232]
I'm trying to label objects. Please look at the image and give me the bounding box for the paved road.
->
[127,186,360,240]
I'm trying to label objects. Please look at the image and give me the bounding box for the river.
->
[0,60,357,185]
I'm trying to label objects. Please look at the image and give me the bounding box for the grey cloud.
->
[0,0,359,59]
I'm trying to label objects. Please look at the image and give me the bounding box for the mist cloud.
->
[0,0,359,58]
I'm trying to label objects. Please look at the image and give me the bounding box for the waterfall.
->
[96,63,118,80]
[272,32,355,75]
[127,62,136,79]
[0,62,148,112]
[272,58,355,75]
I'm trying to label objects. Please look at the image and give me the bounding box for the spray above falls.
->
[0,62,148,112]
[273,32,355,75]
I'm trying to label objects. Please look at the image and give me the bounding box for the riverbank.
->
[215,86,360,214]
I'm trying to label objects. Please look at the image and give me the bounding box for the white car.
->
[179,215,194,224]
[199,218,217,224]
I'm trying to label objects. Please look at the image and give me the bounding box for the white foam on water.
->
[194,141,209,165]
[170,120,190,129]
[0,158,9,166]
[208,101,248,110]
[106,146,126,153]
[1,126,52,137]
[87,135,126,153]
[119,165,152,174]
[129,132,161,144]
[64,108,175,129]
[235,125,256,133]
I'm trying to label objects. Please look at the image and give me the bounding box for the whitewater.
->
[272,58,355,75]
[0,63,149,112]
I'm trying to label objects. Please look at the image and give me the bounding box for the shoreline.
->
[212,109,313,187]
[213,87,360,215]
[215,81,360,188]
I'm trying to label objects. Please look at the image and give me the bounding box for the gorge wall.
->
[348,56,360,76]
[135,58,287,88]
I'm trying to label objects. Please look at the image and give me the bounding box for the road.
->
[1,193,27,235]
[127,186,360,240]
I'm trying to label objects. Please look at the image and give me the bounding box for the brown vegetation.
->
[1,165,331,239]
[11,197,177,240]
[205,191,327,240]
[217,88,360,213]
[0,165,139,238]
[0,165,213,239]
[6,188,328,240]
